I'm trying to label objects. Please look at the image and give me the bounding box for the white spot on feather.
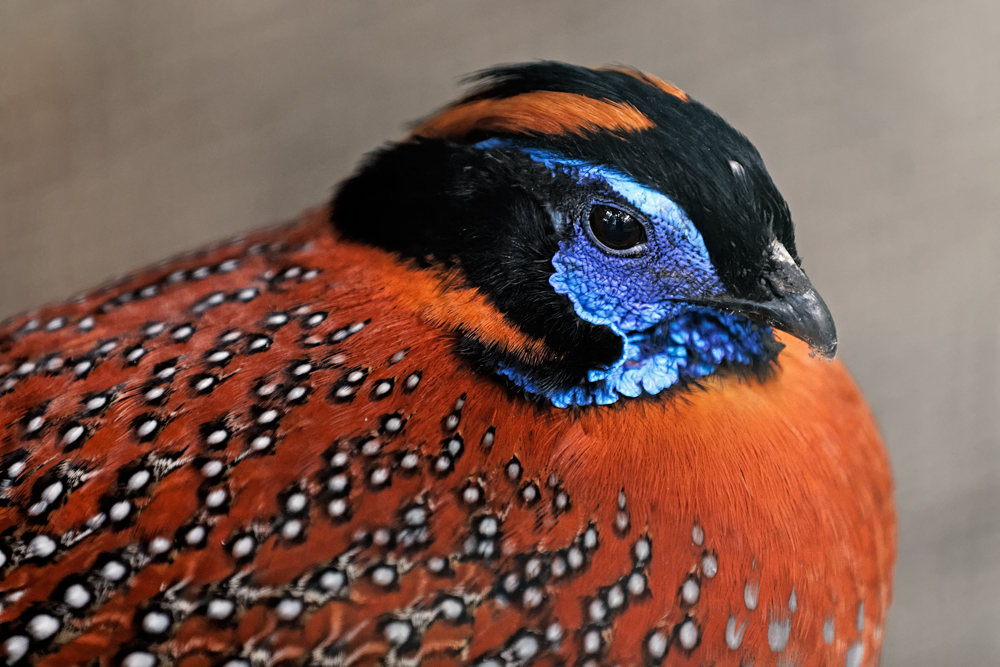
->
[744,580,758,610]
[768,617,791,652]
[725,616,745,650]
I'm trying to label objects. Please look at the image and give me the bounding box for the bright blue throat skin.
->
[478,140,775,408]
[499,307,772,408]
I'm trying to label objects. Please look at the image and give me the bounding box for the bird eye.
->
[588,204,647,252]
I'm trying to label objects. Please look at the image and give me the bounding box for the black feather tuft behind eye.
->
[587,205,647,252]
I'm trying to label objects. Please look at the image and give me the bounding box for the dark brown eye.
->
[588,204,647,251]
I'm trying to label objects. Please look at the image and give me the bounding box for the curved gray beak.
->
[692,241,838,360]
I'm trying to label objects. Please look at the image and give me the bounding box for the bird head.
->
[332,62,836,407]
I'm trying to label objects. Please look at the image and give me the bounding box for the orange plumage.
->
[0,63,894,667]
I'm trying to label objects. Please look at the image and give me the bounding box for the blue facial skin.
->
[477,140,773,408]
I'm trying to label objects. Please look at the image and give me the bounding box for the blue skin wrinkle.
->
[476,140,771,407]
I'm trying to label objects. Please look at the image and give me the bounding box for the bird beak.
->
[692,241,838,360]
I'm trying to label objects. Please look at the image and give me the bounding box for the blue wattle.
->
[498,307,771,408]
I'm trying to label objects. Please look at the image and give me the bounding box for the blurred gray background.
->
[1,1,998,664]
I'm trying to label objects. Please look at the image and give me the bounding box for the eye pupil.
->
[588,205,647,251]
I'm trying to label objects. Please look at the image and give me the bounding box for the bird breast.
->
[0,208,894,666]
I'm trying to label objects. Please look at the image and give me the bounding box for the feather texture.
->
[0,211,893,666]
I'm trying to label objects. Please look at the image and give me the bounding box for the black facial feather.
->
[333,138,623,382]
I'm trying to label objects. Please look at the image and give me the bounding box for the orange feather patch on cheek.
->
[326,226,556,365]
[412,91,655,140]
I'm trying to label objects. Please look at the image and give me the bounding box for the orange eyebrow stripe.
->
[413,91,655,140]
[599,66,689,102]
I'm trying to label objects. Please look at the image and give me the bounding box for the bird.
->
[0,62,894,667]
